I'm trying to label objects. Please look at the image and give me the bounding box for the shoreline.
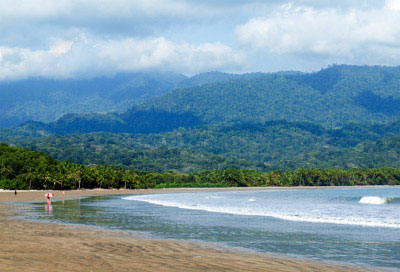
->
[0,188,376,271]
[1,185,398,203]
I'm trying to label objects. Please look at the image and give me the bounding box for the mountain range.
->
[2,64,400,172]
[11,64,400,135]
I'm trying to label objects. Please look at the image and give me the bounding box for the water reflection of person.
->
[46,204,53,216]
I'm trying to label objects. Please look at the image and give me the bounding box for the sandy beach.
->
[0,189,373,271]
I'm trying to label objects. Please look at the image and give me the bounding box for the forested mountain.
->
[0,71,274,129]
[3,64,400,173]
[140,65,400,128]
[17,64,400,135]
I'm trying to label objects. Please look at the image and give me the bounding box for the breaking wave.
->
[359,196,399,205]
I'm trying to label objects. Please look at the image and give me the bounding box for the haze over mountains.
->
[1,71,247,129]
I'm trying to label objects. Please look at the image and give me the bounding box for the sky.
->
[0,0,400,80]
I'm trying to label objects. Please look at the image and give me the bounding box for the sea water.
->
[27,187,400,269]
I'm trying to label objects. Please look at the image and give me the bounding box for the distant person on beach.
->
[14,189,17,196]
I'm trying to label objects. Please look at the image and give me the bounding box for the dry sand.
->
[0,189,374,271]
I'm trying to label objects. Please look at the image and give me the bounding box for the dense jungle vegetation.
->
[1,143,399,190]
[3,120,400,172]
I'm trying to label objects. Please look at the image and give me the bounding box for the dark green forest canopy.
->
[138,64,400,128]
[3,120,400,173]
[1,143,399,190]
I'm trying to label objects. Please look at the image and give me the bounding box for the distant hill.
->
[0,72,186,128]
[21,108,203,134]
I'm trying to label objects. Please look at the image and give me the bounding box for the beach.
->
[0,189,373,271]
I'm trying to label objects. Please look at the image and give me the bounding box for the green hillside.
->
[140,65,400,127]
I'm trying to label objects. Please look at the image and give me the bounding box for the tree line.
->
[1,143,399,190]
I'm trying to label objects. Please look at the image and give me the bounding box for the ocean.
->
[27,187,400,270]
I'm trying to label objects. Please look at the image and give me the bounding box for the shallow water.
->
[26,187,400,269]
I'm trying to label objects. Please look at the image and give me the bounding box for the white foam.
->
[359,196,387,205]
[123,196,400,229]
[249,197,256,202]
[204,196,221,199]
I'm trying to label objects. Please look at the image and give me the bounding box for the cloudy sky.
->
[1,0,400,80]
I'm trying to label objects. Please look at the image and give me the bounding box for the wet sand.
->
[0,189,373,271]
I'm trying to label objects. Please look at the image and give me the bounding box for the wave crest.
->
[359,196,388,205]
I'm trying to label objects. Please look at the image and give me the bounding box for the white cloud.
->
[236,3,400,65]
[95,37,243,72]
[49,39,73,56]
[385,0,400,11]
[0,36,244,80]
